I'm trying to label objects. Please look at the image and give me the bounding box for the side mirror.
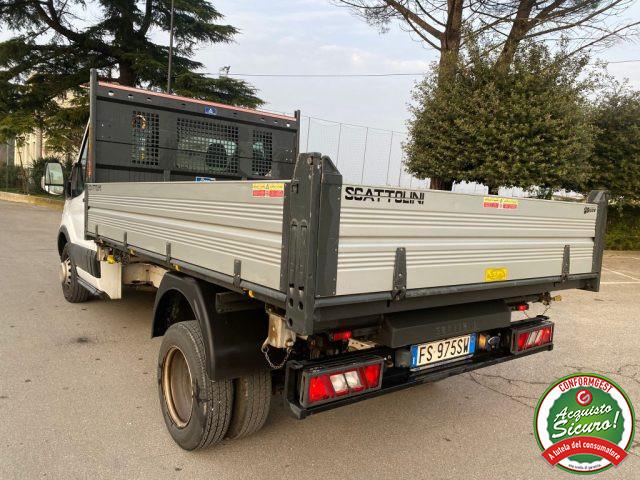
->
[41,161,65,196]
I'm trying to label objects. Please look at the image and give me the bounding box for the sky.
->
[2,0,639,134]
[191,0,640,133]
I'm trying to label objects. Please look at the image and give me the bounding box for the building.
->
[9,90,77,168]
[12,128,49,168]
[0,141,15,166]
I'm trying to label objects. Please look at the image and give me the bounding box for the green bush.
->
[29,157,50,194]
[0,164,22,190]
[606,206,640,250]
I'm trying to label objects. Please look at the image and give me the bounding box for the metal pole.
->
[360,127,369,183]
[385,131,394,185]
[167,0,175,93]
[305,117,311,152]
[398,154,403,186]
[5,143,8,192]
[335,123,342,167]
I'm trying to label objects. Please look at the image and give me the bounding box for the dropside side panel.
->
[86,181,287,290]
[336,186,598,296]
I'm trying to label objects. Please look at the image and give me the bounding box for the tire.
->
[226,370,272,440]
[60,244,90,303]
[158,321,233,450]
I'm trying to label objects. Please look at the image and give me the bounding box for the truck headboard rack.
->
[86,70,299,184]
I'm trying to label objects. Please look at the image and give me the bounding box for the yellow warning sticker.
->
[252,182,285,198]
[483,197,519,210]
[485,267,508,282]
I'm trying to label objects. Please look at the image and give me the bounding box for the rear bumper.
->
[283,343,552,419]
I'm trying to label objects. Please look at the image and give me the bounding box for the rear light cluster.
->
[301,357,383,407]
[511,321,554,354]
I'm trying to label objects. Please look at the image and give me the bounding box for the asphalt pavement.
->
[1,199,638,479]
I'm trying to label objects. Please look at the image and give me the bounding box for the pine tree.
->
[0,0,262,151]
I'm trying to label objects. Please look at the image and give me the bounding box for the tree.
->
[0,0,262,151]
[588,85,640,204]
[336,1,639,77]
[405,41,595,195]
[475,0,640,71]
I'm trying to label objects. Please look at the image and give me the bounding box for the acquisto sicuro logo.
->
[534,373,635,474]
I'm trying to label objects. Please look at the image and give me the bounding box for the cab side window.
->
[70,140,88,197]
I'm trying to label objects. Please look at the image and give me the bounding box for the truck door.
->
[62,133,94,252]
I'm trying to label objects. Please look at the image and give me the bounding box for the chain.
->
[261,343,292,369]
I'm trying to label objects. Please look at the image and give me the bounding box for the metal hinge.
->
[392,247,407,301]
[561,245,571,282]
[233,259,242,287]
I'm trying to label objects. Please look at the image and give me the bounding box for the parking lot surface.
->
[1,200,638,479]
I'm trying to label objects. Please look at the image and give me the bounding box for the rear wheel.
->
[226,370,272,440]
[60,244,90,303]
[158,321,233,450]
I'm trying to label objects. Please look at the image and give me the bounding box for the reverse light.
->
[344,370,364,391]
[511,321,554,354]
[300,357,383,407]
[329,373,349,395]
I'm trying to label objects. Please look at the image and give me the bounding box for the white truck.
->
[42,70,608,450]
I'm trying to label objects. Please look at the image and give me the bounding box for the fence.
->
[299,116,428,188]
[298,115,583,199]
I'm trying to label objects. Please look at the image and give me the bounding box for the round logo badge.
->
[534,373,635,474]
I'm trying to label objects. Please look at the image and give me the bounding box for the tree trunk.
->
[429,0,464,190]
[118,61,137,86]
[495,0,535,71]
[437,0,464,85]
[430,178,453,191]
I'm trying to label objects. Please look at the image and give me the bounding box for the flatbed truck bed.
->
[41,70,608,449]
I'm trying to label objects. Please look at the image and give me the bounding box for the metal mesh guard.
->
[252,130,273,176]
[176,117,239,174]
[131,111,159,166]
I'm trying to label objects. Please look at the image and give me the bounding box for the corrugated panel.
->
[87,181,286,290]
[336,186,597,296]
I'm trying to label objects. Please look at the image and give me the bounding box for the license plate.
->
[410,334,476,368]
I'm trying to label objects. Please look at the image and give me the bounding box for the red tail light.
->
[511,321,554,354]
[308,376,333,403]
[329,330,352,341]
[362,363,381,388]
[300,357,383,407]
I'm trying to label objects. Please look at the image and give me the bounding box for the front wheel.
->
[158,321,233,450]
[60,244,90,303]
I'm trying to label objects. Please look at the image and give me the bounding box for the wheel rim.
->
[162,346,193,428]
[59,258,72,286]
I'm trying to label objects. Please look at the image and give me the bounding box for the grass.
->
[0,187,64,201]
